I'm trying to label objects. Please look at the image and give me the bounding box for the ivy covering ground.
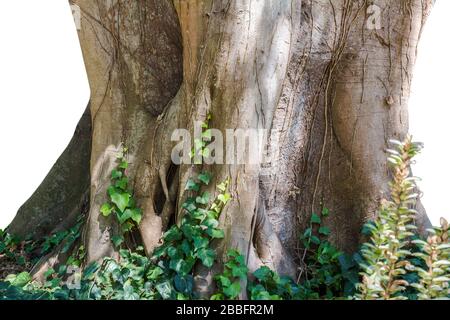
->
[0,137,449,300]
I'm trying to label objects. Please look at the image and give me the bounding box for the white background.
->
[0,1,89,228]
[409,0,450,226]
[0,1,448,229]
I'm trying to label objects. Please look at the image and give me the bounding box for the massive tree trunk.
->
[8,0,433,293]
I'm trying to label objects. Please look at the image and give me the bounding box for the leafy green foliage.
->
[411,218,450,299]
[0,229,26,266]
[2,139,449,301]
[211,250,248,300]
[190,114,212,164]
[5,272,32,287]
[151,175,230,299]
[0,215,88,300]
[357,137,424,300]
[0,216,84,274]
[249,266,301,300]
[0,172,233,301]
[82,248,157,300]
[0,280,52,300]
[41,217,84,256]
[297,207,360,299]
[100,147,142,247]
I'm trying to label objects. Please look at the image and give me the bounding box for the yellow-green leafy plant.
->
[411,218,450,299]
[357,136,423,300]
[100,147,142,248]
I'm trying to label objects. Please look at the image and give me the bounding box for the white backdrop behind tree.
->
[409,0,450,226]
[0,1,89,228]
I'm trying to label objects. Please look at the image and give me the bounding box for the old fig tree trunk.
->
[8,0,433,293]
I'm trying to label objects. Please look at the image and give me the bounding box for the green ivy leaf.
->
[100,203,114,217]
[111,235,124,248]
[185,179,200,192]
[119,161,128,169]
[152,243,169,259]
[174,275,194,295]
[121,221,134,233]
[217,181,227,192]
[322,207,330,217]
[115,177,128,191]
[129,208,143,224]
[227,249,241,259]
[231,264,249,279]
[216,275,232,288]
[118,209,133,224]
[206,228,224,239]
[253,266,272,281]
[310,235,321,245]
[193,236,209,249]
[83,262,100,281]
[303,227,312,238]
[210,203,220,214]
[43,268,55,280]
[167,246,181,259]
[107,186,117,197]
[170,258,186,273]
[9,272,32,287]
[202,129,212,141]
[198,172,212,185]
[182,200,197,214]
[170,256,195,275]
[202,148,210,158]
[223,281,241,299]
[311,213,321,224]
[218,193,231,204]
[180,240,192,256]
[196,192,210,205]
[164,226,182,242]
[202,218,219,229]
[192,209,207,221]
[156,281,173,300]
[198,248,216,268]
[111,169,123,180]
[207,210,219,220]
[147,266,164,280]
[111,192,131,212]
[194,138,204,151]
[319,226,331,236]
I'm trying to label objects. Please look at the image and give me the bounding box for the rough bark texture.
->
[8,0,434,295]
[70,0,183,263]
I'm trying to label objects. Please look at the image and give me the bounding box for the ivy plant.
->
[100,147,142,247]
[298,207,360,299]
[211,250,249,300]
[150,173,230,299]
[190,114,212,164]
